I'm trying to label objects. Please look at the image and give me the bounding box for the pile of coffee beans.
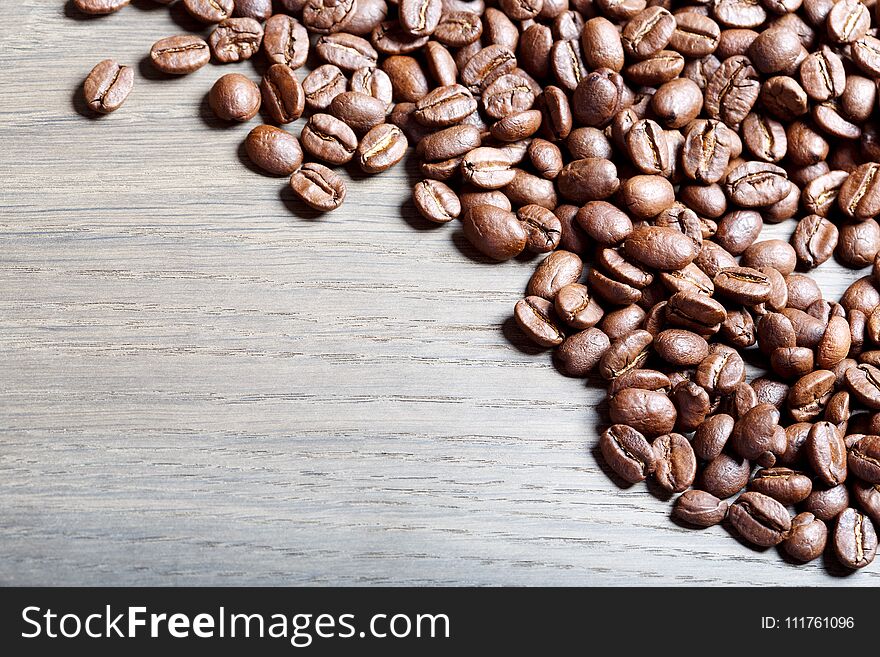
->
[74,0,880,570]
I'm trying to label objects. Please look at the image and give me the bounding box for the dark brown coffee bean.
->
[852,34,880,77]
[742,113,787,163]
[626,120,669,175]
[514,296,565,347]
[572,69,627,127]
[693,413,734,461]
[418,125,481,163]
[289,162,346,212]
[749,467,812,504]
[608,368,669,396]
[460,147,515,189]
[414,85,478,127]
[234,0,272,20]
[413,180,460,224]
[490,109,543,142]
[670,12,720,58]
[398,0,442,37]
[302,65,347,111]
[209,73,260,122]
[673,490,729,527]
[263,15,309,70]
[300,113,357,165]
[702,453,751,499]
[681,120,731,184]
[527,139,563,180]
[838,163,880,220]
[666,290,727,333]
[357,123,407,174]
[714,0,767,28]
[789,369,836,422]
[424,41,458,87]
[803,483,849,522]
[372,20,431,54]
[695,349,746,396]
[729,491,791,547]
[527,251,583,300]
[846,363,880,410]
[714,267,772,305]
[827,0,870,44]
[848,435,880,483]
[783,512,827,562]
[671,381,711,432]
[731,403,782,462]
[760,75,809,119]
[329,92,386,135]
[557,158,620,203]
[486,7,519,48]
[619,175,676,219]
[261,64,305,125]
[316,33,378,71]
[245,125,302,176]
[83,59,133,114]
[599,330,653,380]
[622,7,676,59]
[833,507,877,568]
[303,0,358,34]
[582,16,625,71]
[460,45,517,93]
[654,329,709,367]
[705,55,760,126]
[74,0,130,13]
[807,421,848,486]
[555,284,604,330]
[724,161,790,208]
[518,205,563,253]
[576,201,632,246]
[652,433,697,493]
[652,78,704,129]
[600,424,656,483]
[209,18,263,63]
[791,214,838,269]
[852,481,880,525]
[625,50,686,86]
[537,85,573,141]
[150,35,211,75]
[184,0,233,23]
[550,39,587,92]
[482,74,536,120]
[608,388,677,437]
[555,328,610,376]
[623,226,700,272]
[380,56,429,103]
[503,169,558,210]
[463,205,528,261]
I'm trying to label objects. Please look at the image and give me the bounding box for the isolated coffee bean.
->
[833,507,878,569]
[673,490,729,527]
[600,424,657,483]
[245,125,302,176]
[289,163,346,212]
[783,512,827,562]
[514,296,565,348]
[150,36,211,75]
[83,60,133,114]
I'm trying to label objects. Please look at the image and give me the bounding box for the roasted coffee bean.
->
[302,65,347,111]
[789,369,836,421]
[518,205,562,253]
[514,296,565,347]
[233,0,272,20]
[729,491,792,547]
[703,453,750,499]
[681,120,731,184]
[74,0,130,13]
[783,512,828,562]
[827,0,870,44]
[300,113,357,165]
[652,78,704,129]
[209,73,260,122]
[582,16,626,71]
[245,125,302,176]
[834,507,878,568]
[838,162,880,220]
[742,239,797,275]
[705,55,760,125]
[666,290,727,333]
[652,433,697,493]
[263,15,309,69]
[83,60,133,114]
[848,435,880,483]
[210,18,264,63]
[608,369,670,397]
[357,123,407,173]
[413,180,460,223]
[555,284,604,329]
[724,161,790,207]
[846,363,880,410]
[696,348,746,396]
[749,467,813,504]
[654,329,709,367]
[760,75,809,119]
[460,45,517,92]
[372,20,431,54]
[261,64,305,125]
[503,169,558,209]
[463,205,528,261]
[289,162,346,212]
[329,92,386,134]
[184,0,233,24]
[572,69,627,127]
[714,267,771,305]
[316,33,377,71]
[693,413,735,461]
[599,330,653,380]
[303,0,358,35]
[414,85,478,127]
[528,139,563,180]
[791,214,838,269]
[461,147,515,189]
[670,12,720,58]
[555,328,610,376]
[150,36,211,75]
[731,403,783,462]
[817,315,851,370]
[608,387,677,437]
[807,421,848,486]
[600,424,656,483]
[626,120,670,175]
[398,0,442,37]
[695,242,739,282]
[671,381,711,432]
[550,39,587,92]
[622,7,676,59]
[673,490,729,527]
[720,308,757,349]
[527,251,583,300]
[623,226,700,272]
[852,481,880,525]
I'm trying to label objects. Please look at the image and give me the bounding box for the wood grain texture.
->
[0,1,877,586]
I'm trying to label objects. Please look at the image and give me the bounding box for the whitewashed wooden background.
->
[0,0,877,585]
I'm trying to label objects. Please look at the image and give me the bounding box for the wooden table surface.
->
[1,1,877,586]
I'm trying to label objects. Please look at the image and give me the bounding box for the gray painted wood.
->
[0,1,876,585]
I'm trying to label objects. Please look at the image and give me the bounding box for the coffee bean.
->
[702,453,751,499]
[557,158,620,203]
[681,120,731,184]
[356,123,407,174]
[74,0,130,14]
[263,15,310,69]
[783,512,827,562]
[839,162,880,220]
[599,330,653,380]
[462,205,528,261]
[289,162,346,212]
[833,507,878,568]
[413,180,460,224]
[673,490,729,527]
[749,467,813,504]
[261,64,305,125]
[714,267,772,305]
[624,226,700,272]
[554,284,604,330]
[600,424,656,483]
[83,59,133,114]
[414,85,478,127]
[518,205,563,253]
[316,33,378,71]
[527,251,583,300]
[300,113,357,165]
[791,214,838,269]
[852,481,880,525]
[666,290,727,333]
[234,0,272,21]
[150,35,210,75]
[582,17,625,71]
[514,296,565,347]
[652,433,697,493]
[705,56,761,125]
[693,413,735,461]
[729,491,792,547]
[848,435,880,483]
[398,0,442,37]
[302,65,347,112]
[303,0,358,35]
[731,403,783,462]
[827,0,870,44]
[210,18,264,63]
[619,175,676,219]
[807,421,848,486]
[555,328,611,376]
[245,125,303,176]
[184,0,233,24]
[608,388,677,437]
